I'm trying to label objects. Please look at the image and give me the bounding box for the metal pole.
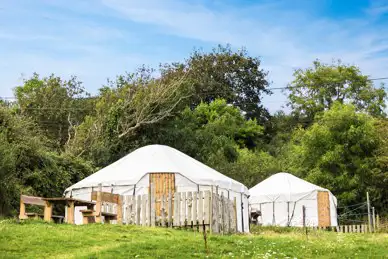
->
[367,192,371,232]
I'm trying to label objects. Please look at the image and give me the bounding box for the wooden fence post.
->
[141,194,147,226]
[204,191,210,232]
[181,192,186,227]
[376,214,380,231]
[161,194,166,227]
[233,197,237,232]
[372,207,376,233]
[212,192,219,233]
[192,192,198,229]
[136,195,141,225]
[168,192,172,227]
[224,195,230,234]
[198,191,204,231]
[150,183,155,227]
[174,192,181,227]
[187,192,192,227]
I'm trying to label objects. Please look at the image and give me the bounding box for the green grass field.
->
[0,220,387,259]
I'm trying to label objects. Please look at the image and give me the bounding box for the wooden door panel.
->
[150,173,175,216]
[317,191,331,227]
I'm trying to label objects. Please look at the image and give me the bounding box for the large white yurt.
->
[65,144,250,232]
[249,172,338,227]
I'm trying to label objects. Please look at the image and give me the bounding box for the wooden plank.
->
[203,191,210,226]
[229,199,235,233]
[66,201,75,224]
[127,195,136,224]
[91,191,120,204]
[181,192,186,226]
[43,201,53,222]
[150,183,156,227]
[198,191,204,226]
[19,195,26,219]
[212,192,217,233]
[233,197,237,232]
[192,192,198,227]
[214,192,220,233]
[168,192,173,227]
[141,194,147,226]
[21,195,46,206]
[161,194,166,226]
[224,195,229,234]
[117,195,123,224]
[130,196,134,224]
[187,192,192,227]
[317,191,331,227]
[220,193,225,234]
[136,195,141,225]
[175,192,181,227]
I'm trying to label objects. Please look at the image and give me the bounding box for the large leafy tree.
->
[207,148,279,188]
[66,67,193,166]
[14,73,93,148]
[141,99,264,164]
[162,45,271,122]
[283,103,387,213]
[0,106,94,216]
[287,60,387,120]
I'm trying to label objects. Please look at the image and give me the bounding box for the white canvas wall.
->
[250,190,338,227]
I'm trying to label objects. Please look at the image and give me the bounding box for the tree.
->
[162,45,271,122]
[287,60,387,119]
[139,99,264,164]
[207,148,279,188]
[0,106,94,216]
[283,103,387,212]
[14,73,93,148]
[66,67,193,166]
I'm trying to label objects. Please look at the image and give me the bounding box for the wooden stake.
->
[367,192,372,232]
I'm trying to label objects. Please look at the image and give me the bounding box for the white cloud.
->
[100,0,388,112]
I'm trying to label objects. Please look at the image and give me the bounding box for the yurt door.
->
[149,173,176,216]
[317,191,331,227]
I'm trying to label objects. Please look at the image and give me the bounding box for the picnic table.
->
[42,197,95,224]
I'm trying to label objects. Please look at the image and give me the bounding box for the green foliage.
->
[163,44,271,122]
[208,148,280,188]
[288,60,387,119]
[1,221,387,258]
[66,67,194,166]
[282,103,387,212]
[14,73,93,148]
[0,106,94,216]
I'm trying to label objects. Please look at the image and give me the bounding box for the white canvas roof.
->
[249,172,334,204]
[65,144,248,194]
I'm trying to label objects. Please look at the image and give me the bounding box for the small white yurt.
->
[65,145,249,232]
[249,172,337,227]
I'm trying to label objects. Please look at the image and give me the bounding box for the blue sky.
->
[1,0,388,113]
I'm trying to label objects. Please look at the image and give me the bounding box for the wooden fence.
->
[123,189,238,234]
[308,224,375,233]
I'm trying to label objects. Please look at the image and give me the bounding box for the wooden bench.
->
[19,195,64,223]
[80,190,123,224]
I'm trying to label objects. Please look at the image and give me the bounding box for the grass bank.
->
[0,220,387,258]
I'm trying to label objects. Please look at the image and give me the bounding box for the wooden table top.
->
[42,197,95,206]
